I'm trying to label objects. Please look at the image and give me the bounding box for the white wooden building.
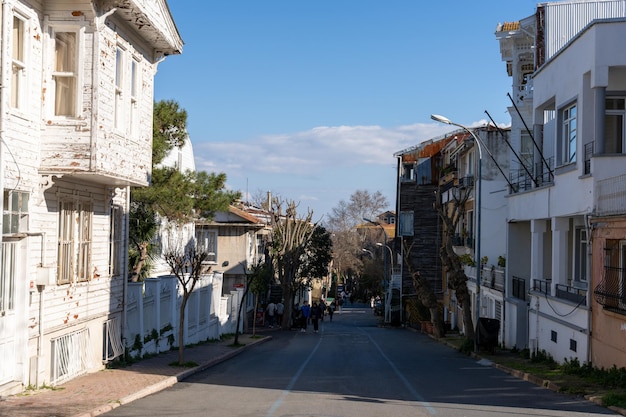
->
[0,0,182,395]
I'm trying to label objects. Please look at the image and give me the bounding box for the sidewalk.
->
[0,333,271,417]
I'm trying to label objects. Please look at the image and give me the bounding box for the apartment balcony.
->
[512,77,534,104]
[594,265,626,315]
[439,169,458,192]
[596,172,626,217]
[511,276,526,301]
[39,128,152,187]
[532,278,587,306]
[509,157,554,194]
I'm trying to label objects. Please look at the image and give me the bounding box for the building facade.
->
[498,0,626,365]
[0,0,181,395]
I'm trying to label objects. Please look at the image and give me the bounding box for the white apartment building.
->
[498,0,626,365]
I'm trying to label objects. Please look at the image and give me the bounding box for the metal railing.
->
[532,278,551,295]
[512,276,526,301]
[584,141,594,175]
[51,328,89,385]
[594,265,626,314]
[103,317,124,362]
[555,284,587,306]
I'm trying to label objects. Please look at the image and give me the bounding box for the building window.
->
[3,190,29,234]
[109,204,123,277]
[399,211,414,237]
[605,97,625,154]
[52,31,77,116]
[115,47,124,130]
[520,132,534,171]
[570,338,577,352]
[574,227,588,284]
[11,15,27,110]
[196,228,217,263]
[560,103,577,165]
[130,58,140,137]
[551,330,557,343]
[402,163,416,182]
[0,242,17,313]
[58,200,92,284]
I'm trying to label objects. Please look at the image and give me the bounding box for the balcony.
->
[512,276,526,301]
[40,127,151,187]
[439,169,458,192]
[594,265,626,314]
[596,173,626,217]
[532,278,587,306]
[556,284,587,306]
[509,157,554,194]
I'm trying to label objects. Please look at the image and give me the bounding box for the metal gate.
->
[51,328,89,385]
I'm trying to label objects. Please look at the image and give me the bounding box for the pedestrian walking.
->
[276,300,285,327]
[327,302,334,321]
[266,301,276,328]
[300,301,311,332]
[311,302,323,333]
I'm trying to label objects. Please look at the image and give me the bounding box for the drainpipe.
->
[24,232,48,385]
[585,214,593,365]
[0,0,8,237]
[122,185,130,355]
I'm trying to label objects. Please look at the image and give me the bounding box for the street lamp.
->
[431,114,483,352]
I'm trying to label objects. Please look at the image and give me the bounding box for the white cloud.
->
[192,121,460,216]
[194,122,453,175]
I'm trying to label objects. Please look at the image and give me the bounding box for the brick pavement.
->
[0,333,271,417]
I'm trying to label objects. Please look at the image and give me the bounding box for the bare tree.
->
[434,186,475,341]
[163,232,211,365]
[269,199,316,329]
[326,190,390,295]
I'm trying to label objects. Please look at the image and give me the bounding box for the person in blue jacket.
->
[300,301,311,332]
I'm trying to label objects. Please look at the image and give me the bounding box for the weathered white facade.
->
[497,0,626,365]
[0,0,182,395]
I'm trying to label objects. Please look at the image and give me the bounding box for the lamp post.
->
[431,114,483,352]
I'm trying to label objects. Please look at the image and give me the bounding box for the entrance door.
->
[0,242,17,385]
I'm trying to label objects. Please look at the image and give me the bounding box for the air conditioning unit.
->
[36,267,56,286]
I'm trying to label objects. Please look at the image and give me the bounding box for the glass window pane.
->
[12,17,24,61]
[55,32,76,72]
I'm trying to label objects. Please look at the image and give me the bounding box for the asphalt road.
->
[103,307,618,417]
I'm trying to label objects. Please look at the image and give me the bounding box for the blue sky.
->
[155,1,538,221]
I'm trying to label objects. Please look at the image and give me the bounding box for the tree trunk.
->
[131,243,148,282]
[178,297,187,365]
[234,288,249,345]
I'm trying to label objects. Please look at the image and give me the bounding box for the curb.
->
[72,335,272,417]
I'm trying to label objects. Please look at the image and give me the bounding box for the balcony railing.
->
[584,141,594,175]
[594,265,626,314]
[531,279,587,306]
[452,233,473,248]
[555,284,587,306]
[532,278,551,294]
[509,157,555,194]
[512,276,526,301]
[485,266,505,292]
[596,173,626,217]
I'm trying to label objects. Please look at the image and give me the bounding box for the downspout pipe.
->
[0,0,9,236]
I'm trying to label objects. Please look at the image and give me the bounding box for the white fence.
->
[124,272,244,358]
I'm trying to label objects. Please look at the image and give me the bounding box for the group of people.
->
[265,298,343,332]
[291,299,336,332]
[264,300,284,328]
